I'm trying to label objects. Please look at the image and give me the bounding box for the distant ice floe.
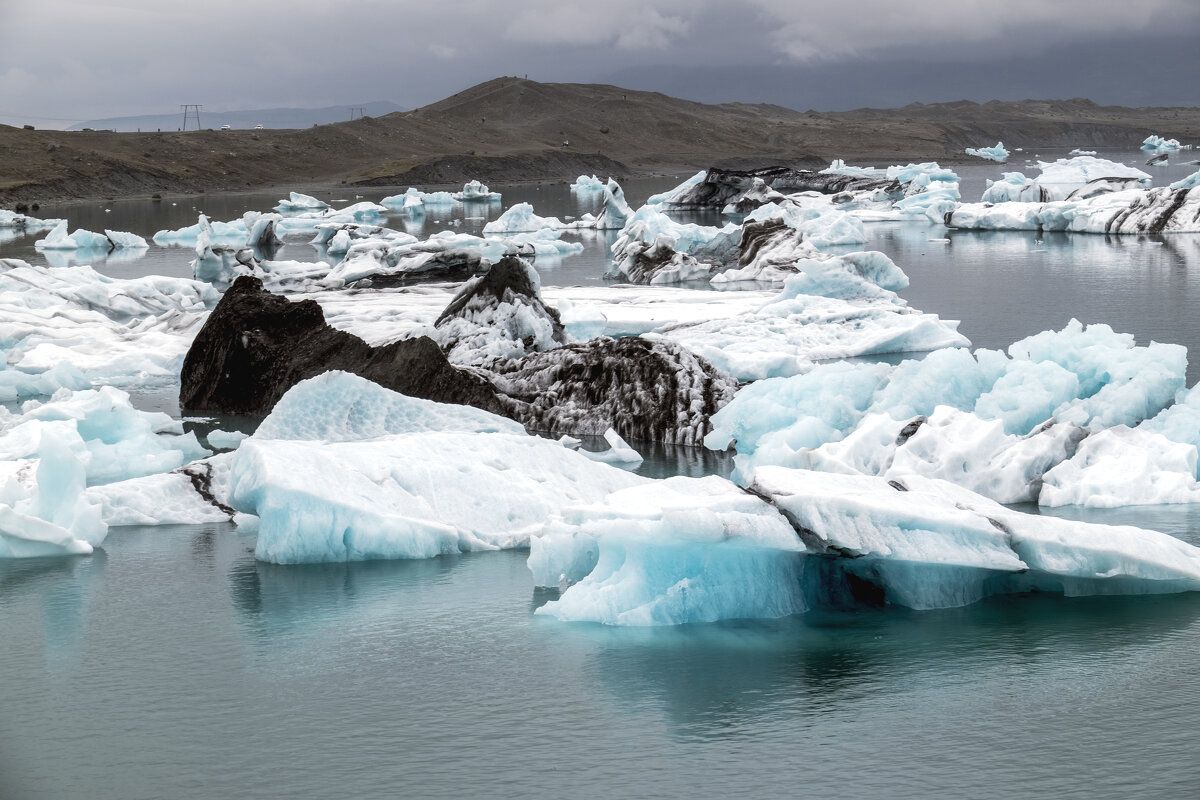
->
[275,192,330,213]
[484,179,630,233]
[980,156,1151,204]
[455,180,500,202]
[34,220,148,251]
[1142,135,1190,153]
[950,186,1200,234]
[705,319,1194,506]
[570,174,607,193]
[965,142,1009,162]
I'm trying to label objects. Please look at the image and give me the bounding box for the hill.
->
[66,101,405,133]
[2,77,1198,205]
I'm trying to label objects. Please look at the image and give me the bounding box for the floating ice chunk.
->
[580,428,644,468]
[86,454,237,526]
[454,180,500,201]
[0,261,218,390]
[820,160,887,179]
[646,170,706,204]
[34,221,148,251]
[1170,169,1200,191]
[1142,135,1188,152]
[206,429,249,449]
[965,142,1008,162]
[380,188,458,210]
[276,192,330,212]
[0,362,90,403]
[482,203,569,234]
[3,386,210,485]
[530,475,805,624]
[1069,149,1097,156]
[657,255,967,381]
[950,186,1200,234]
[0,210,62,230]
[1040,427,1200,508]
[752,468,1200,608]
[0,426,107,558]
[708,320,1184,501]
[593,179,633,230]
[570,174,606,193]
[229,432,646,563]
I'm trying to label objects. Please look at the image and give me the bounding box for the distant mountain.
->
[68,101,405,132]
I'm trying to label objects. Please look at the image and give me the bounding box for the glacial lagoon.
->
[4,149,1200,797]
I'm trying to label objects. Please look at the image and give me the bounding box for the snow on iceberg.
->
[530,475,806,625]
[1170,169,1200,191]
[965,142,1008,162]
[750,468,1200,609]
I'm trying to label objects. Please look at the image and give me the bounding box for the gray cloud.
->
[2,0,1197,128]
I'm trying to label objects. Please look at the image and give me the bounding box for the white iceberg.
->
[454,180,500,201]
[275,191,330,212]
[965,142,1008,162]
[34,220,148,251]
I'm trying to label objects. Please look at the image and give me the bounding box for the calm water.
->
[4,149,1200,798]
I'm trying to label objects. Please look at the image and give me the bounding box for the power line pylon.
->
[181,104,202,131]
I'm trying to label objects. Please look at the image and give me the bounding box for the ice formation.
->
[530,475,806,624]
[965,142,1008,162]
[950,186,1200,234]
[1142,135,1188,152]
[570,174,607,193]
[34,220,148,251]
[380,188,458,211]
[750,468,1200,609]
[579,428,644,468]
[1,426,107,558]
[706,320,1187,505]
[222,373,647,563]
[0,260,218,390]
[645,254,968,381]
[1170,169,1200,191]
[275,192,330,212]
[981,157,1152,205]
[455,180,501,201]
[482,203,570,234]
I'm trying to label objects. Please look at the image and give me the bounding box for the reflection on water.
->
[1,522,1200,798]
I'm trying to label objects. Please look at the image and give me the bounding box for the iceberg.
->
[579,428,644,468]
[1142,135,1189,152]
[0,260,218,390]
[530,475,806,624]
[965,142,1009,162]
[750,468,1200,609]
[34,220,148,251]
[275,191,330,213]
[950,186,1200,234]
[225,374,648,564]
[380,188,458,211]
[1,426,107,558]
[454,180,500,201]
[1170,169,1200,191]
[707,320,1187,504]
[482,203,569,234]
[2,386,210,485]
[570,174,607,193]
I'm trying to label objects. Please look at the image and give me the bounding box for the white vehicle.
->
[220,124,231,130]
[254,124,264,129]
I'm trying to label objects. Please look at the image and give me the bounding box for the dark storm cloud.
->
[1,0,1197,128]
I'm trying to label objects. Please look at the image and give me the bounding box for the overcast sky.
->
[3,0,1199,128]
